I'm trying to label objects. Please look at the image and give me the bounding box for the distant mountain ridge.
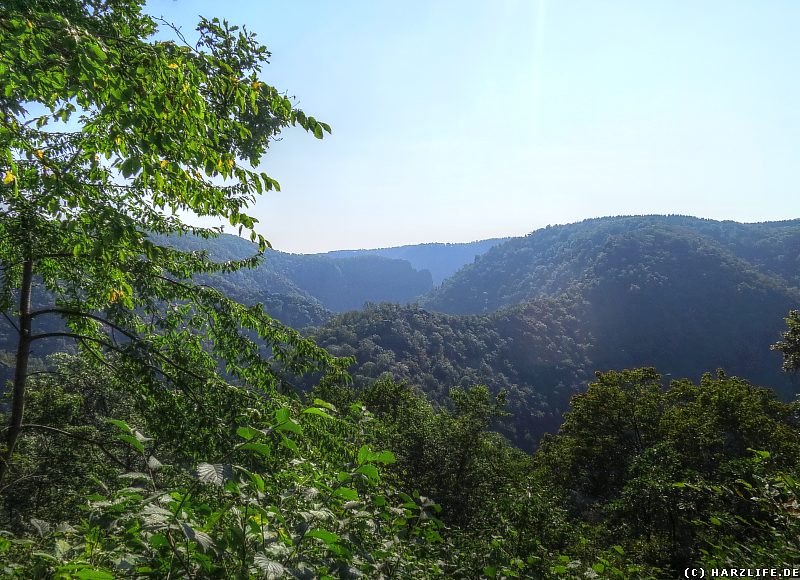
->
[152,233,507,326]
[422,215,800,313]
[322,238,507,285]
[158,234,435,324]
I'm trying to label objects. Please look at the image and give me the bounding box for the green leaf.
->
[239,443,272,457]
[87,43,108,62]
[372,450,396,465]
[73,569,115,580]
[120,156,141,178]
[355,464,379,481]
[280,437,299,452]
[356,445,395,465]
[312,398,337,411]
[118,434,145,454]
[306,529,339,545]
[357,445,371,465]
[149,534,169,548]
[249,472,265,493]
[236,426,261,440]
[333,487,358,501]
[302,407,335,420]
[234,466,266,493]
[107,419,132,434]
[275,419,303,435]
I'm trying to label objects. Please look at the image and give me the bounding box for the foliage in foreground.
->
[0,356,447,578]
[3,359,800,578]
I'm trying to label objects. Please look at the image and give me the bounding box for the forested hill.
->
[313,298,591,450]
[422,215,800,314]
[159,233,434,324]
[322,238,506,285]
[314,216,800,449]
[573,224,797,395]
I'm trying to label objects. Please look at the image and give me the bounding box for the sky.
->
[147,0,800,253]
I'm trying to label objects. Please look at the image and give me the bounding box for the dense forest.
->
[314,299,591,450]
[2,1,800,578]
[424,216,800,313]
[313,217,799,449]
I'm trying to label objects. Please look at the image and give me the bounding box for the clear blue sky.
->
[148,0,800,253]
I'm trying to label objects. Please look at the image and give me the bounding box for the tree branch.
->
[31,308,140,343]
[31,321,211,385]
[75,338,214,421]
[19,423,128,469]
[2,311,20,334]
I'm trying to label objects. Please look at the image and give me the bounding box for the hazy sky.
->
[148,0,800,253]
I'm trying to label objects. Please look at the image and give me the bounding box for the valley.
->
[152,216,800,449]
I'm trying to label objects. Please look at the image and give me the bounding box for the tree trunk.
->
[0,258,33,487]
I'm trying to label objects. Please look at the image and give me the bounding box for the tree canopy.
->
[0,0,343,483]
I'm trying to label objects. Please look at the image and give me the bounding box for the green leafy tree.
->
[536,368,800,572]
[0,0,344,485]
[772,309,800,372]
[694,453,800,568]
[537,368,665,503]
